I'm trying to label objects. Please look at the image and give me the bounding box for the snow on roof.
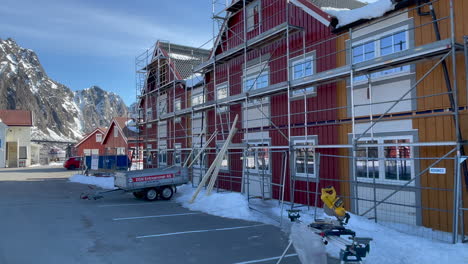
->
[322,0,395,28]
[184,73,204,88]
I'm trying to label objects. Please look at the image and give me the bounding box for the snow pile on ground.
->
[176,184,277,225]
[322,0,395,28]
[69,174,115,189]
[176,185,468,264]
[49,162,64,166]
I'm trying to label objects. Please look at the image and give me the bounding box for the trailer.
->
[81,167,189,201]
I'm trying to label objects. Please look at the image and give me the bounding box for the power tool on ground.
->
[288,186,372,264]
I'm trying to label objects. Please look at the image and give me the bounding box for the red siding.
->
[75,130,105,156]
[206,0,339,205]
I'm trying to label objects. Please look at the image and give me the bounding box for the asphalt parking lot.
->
[0,166,335,264]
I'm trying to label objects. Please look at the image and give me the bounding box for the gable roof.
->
[0,110,33,126]
[102,117,139,144]
[75,127,106,148]
[158,42,210,80]
[207,0,365,62]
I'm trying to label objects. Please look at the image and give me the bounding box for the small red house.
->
[74,127,106,157]
[102,117,143,168]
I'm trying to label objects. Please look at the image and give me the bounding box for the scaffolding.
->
[136,0,467,243]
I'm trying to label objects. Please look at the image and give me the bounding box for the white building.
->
[0,110,35,168]
[0,120,7,168]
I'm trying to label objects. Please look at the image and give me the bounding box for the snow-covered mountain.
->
[75,86,128,133]
[0,38,129,141]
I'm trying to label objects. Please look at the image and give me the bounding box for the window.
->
[158,121,167,138]
[246,1,260,31]
[84,149,91,156]
[174,97,182,111]
[243,72,269,92]
[158,148,167,166]
[192,142,206,168]
[191,90,205,106]
[147,144,152,149]
[114,127,118,137]
[245,142,270,173]
[19,146,27,159]
[174,143,182,166]
[216,83,229,112]
[158,96,167,115]
[146,108,153,122]
[96,134,102,142]
[293,139,316,178]
[352,30,410,82]
[290,54,316,97]
[356,136,414,183]
[217,141,229,170]
[91,149,99,155]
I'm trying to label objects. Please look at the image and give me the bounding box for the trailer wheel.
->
[133,191,144,199]
[160,186,174,200]
[145,188,158,201]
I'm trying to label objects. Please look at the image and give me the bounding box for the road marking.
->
[136,224,267,239]
[113,212,200,221]
[233,254,298,264]
[97,201,177,207]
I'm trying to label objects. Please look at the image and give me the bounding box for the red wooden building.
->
[197,0,364,204]
[138,0,364,204]
[102,117,143,169]
[74,127,106,157]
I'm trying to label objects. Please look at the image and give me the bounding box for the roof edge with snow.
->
[325,0,417,33]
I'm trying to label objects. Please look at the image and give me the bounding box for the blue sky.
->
[0,0,375,106]
[0,0,214,106]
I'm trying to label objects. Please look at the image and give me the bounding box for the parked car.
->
[64,157,82,170]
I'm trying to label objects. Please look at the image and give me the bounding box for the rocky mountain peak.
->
[0,38,129,142]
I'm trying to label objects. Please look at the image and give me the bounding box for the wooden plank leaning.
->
[189,114,238,203]
[186,131,218,168]
[206,114,239,195]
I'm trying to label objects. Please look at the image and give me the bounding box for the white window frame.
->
[191,89,205,106]
[192,140,206,168]
[158,142,167,167]
[147,144,152,150]
[356,135,415,185]
[216,83,229,113]
[246,1,261,32]
[96,134,102,143]
[114,127,118,137]
[243,71,269,92]
[174,97,182,112]
[84,149,91,156]
[192,112,206,135]
[91,149,99,155]
[217,141,229,170]
[290,54,316,98]
[116,147,125,155]
[158,95,167,116]
[351,26,411,83]
[244,141,270,173]
[146,108,153,122]
[293,138,317,179]
[158,120,168,138]
[174,143,182,166]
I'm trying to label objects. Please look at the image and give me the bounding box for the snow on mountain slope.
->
[0,38,129,142]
